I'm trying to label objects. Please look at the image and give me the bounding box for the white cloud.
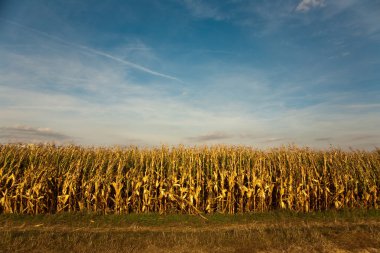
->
[2,36,379,149]
[296,0,326,12]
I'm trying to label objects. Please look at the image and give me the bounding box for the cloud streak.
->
[344,103,380,109]
[262,137,287,143]
[186,132,232,142]
[2,19,181,82]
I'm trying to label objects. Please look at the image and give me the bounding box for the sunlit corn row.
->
[0,144,379,214]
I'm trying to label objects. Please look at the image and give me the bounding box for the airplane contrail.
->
[2,19,181,82]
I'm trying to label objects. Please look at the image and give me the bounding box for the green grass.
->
[1,210,380,252]
[2,208,379,226]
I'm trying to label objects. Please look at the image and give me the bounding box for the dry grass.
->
[1,211,380,252]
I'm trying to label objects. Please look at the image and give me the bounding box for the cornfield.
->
[0,144,379,215]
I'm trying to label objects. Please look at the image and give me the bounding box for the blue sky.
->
[0,0,379,149]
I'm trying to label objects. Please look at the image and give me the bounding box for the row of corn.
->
[0,144,379,214]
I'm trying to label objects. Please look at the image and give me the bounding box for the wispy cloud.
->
[2,19,180,82]
[0,125,72,144]
[2,42,378,149]
[320,1,380,39]
[181,0,227,21]
[296,0,326,12]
